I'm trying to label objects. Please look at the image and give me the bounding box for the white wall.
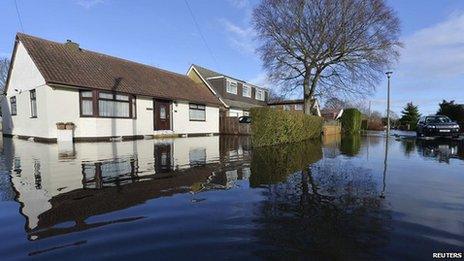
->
[227,108,245,117]
[2,42,49,137]
[45,88,154,138]
[172,101,219,134]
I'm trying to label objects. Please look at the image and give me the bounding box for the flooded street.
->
[0,133,463,259]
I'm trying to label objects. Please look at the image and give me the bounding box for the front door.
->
[154,99,171,130]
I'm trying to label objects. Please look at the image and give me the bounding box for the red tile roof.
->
[15,33,221,106]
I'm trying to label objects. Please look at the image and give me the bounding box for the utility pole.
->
[385,71,393,137]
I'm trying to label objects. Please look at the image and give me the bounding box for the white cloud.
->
[400,12,464,78]
[221,20,256,55]
[76,0,105,8]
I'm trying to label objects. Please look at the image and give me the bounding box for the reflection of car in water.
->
[416,115,460,138]
[415,138,464,163]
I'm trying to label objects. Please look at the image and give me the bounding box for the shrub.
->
[362,118,384,131]
[340,108,362,133]
[250,107,323,147]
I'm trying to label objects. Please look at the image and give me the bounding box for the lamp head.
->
[385,71,393,78]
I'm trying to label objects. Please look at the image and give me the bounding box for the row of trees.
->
[342,100,464,132]
[397,100,464,131]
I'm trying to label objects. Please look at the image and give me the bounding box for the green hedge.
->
[250,107,323,147]
[340,108,362,133]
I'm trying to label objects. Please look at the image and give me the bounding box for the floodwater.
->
[0,133,463,260]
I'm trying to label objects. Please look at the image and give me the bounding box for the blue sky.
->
[1,0,463,115]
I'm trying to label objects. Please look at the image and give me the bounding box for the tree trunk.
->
[303,75,312,115]
[303,74,319,115]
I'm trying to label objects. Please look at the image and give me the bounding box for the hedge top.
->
[250,107,323,147]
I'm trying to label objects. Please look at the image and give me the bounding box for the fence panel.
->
[220,117,251,135]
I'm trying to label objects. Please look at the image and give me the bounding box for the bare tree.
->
[252,0,402,114]
[0,58,10,93]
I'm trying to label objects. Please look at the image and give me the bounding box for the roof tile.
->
[16,33,221,106]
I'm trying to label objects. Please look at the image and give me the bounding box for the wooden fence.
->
[220,117,251,135]
[323,121,341,135]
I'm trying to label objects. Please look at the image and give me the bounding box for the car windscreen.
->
[425,116,451,123]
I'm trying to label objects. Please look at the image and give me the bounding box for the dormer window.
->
[226,79,238,94]
[255,89,265,101]
[242,84,251,98]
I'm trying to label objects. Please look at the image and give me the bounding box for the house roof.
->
[222,98,264,110]
[267,99,304,105]
[191,64,268,90]
[12,33,221,106]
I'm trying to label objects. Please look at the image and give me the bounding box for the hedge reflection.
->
[340,133,361,156]
[253,159,391,259]
[249,139,323,187]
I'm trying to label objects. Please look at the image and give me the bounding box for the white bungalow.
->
[1,33,222,142]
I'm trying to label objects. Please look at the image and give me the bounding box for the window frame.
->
[255,89,265,101]
[189,103,206,122]
[226,79,238,95]
[79,90,136,119]
[10,96,17,116]
[30,89,37,118]
[242,84,251,98]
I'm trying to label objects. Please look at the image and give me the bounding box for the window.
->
[255,89,265,101]
[295,104,303,111]
[226,79,237,94]
[189,103,206,121]
[242,85,251,98]
[160,107,166,119]
[80,91,94,116]
[80,90,136,118]
[10,96,17,116]
[30,90,37,117]
[283,105,292,111]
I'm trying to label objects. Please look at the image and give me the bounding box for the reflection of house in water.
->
[6,136,252,241]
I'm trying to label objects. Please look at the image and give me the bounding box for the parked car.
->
[238,116,251,124]
[416,115,460,138]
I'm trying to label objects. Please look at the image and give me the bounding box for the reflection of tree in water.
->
[253,158,391,259]
[400,138,416,157]
[340,134,361,156]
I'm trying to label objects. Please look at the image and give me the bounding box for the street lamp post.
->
[385,71,393,136]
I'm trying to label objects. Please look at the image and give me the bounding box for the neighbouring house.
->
[187,64,269,117]
[268,99,321,116]
[320,108,344,121]
[2,33,223,142]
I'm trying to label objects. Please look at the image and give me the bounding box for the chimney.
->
[65,39,80,51]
